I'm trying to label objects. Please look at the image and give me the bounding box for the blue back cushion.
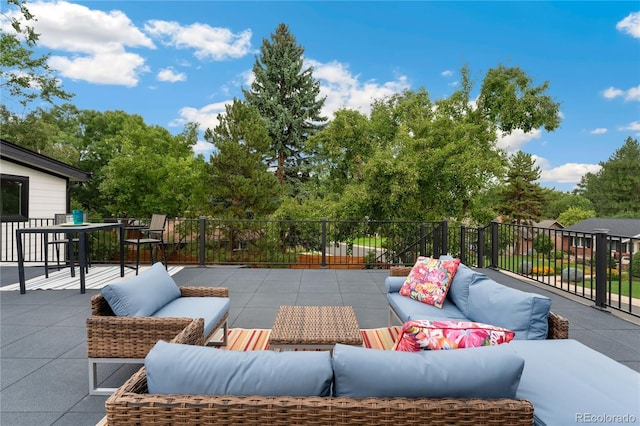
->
[467,276,551,340]
[332,343,524,398]
[101,262,181,316]
[146,341,333,397]
[445,263,480,316]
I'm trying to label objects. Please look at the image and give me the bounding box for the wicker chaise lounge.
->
[105,319,535,426]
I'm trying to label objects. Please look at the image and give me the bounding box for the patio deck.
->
[1,265,639,426]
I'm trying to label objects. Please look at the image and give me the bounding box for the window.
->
[1,174,29,222]
[571,236,592,248]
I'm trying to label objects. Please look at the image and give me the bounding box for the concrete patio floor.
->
[1,265,639,426]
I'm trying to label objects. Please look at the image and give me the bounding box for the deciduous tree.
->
[1,0,73,109]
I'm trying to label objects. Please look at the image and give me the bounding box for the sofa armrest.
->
[179,286,229,298]
[547,311,569,339]
[86,316,198,358]
[170,318,206,345]
[390,266,413,277]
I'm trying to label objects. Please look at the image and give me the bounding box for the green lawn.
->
[353,236,387,247]
[498,255,640,300]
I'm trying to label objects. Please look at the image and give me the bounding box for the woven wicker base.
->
[269,306,363,350]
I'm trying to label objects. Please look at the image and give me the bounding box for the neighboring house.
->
[562,218,640,261]
[503,219,565,254]
[0,139,91,261]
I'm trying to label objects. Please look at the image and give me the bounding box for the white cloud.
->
[48,52,149,87]
[441,70,453,77]
[306,59,410,117]
[603,86,624,99]
[28,1,155,53]
[603,85,640,101]
[619,120,640,133]
[538,161,602,184]
[21,1,155,86]
[144,20,252,61]
[616,11,640,38]
[169,100,230,132]
[496,128,542,154]
[157,67,186,82]
[626,85,640,101]
[590,128,607,135]
[192,140,215,156]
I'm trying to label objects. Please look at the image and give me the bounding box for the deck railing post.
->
[460,225,466,264]
[199,217,206,266]
[490,220,499,268]
[420,223,426,256]
[594,229,609,310]
[441,219,449,256]
[321,218,327,268]
[477,226,485,268]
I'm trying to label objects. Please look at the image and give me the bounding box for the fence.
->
[1,217,637,317]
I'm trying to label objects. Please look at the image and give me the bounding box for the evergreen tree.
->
[204,99,281,219]
[500,151,546,224]
[243,23,327,191]
[577,137,640,217]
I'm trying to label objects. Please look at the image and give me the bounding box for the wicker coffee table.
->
[269,305,363,351]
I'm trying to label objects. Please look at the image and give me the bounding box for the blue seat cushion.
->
[510,339,640,426]
[467,276,551,340]
[101,262,180,316]
[152,297,230,337]
[146,341,333,397]
[332,343,524,398]
[387,293,467,322]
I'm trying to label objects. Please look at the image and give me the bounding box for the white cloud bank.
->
[617,11,640,38]
[603,84,640,102]
[143,20,253,61]
[19,1,253,87]
[25,1,154,86]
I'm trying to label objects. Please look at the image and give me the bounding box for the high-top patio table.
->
[15,222,125,294]
[269,305,363,351]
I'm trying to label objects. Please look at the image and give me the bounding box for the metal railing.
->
[1,217,637,317]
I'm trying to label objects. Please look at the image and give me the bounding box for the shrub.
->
[554,250,565,259]
[606,268,619,280]
[632,255,640,278]
[533,234,554,256]
[532,266,555,276]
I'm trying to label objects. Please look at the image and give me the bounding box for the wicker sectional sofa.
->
[102,263,639,426]
[105,320,536,426]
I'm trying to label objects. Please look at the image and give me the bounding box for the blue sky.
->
[4,1,640,192]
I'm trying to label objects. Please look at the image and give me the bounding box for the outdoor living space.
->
[1,264,639,426]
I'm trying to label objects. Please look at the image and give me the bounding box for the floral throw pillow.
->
[399,256,461,308]
[394,320,516,352]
